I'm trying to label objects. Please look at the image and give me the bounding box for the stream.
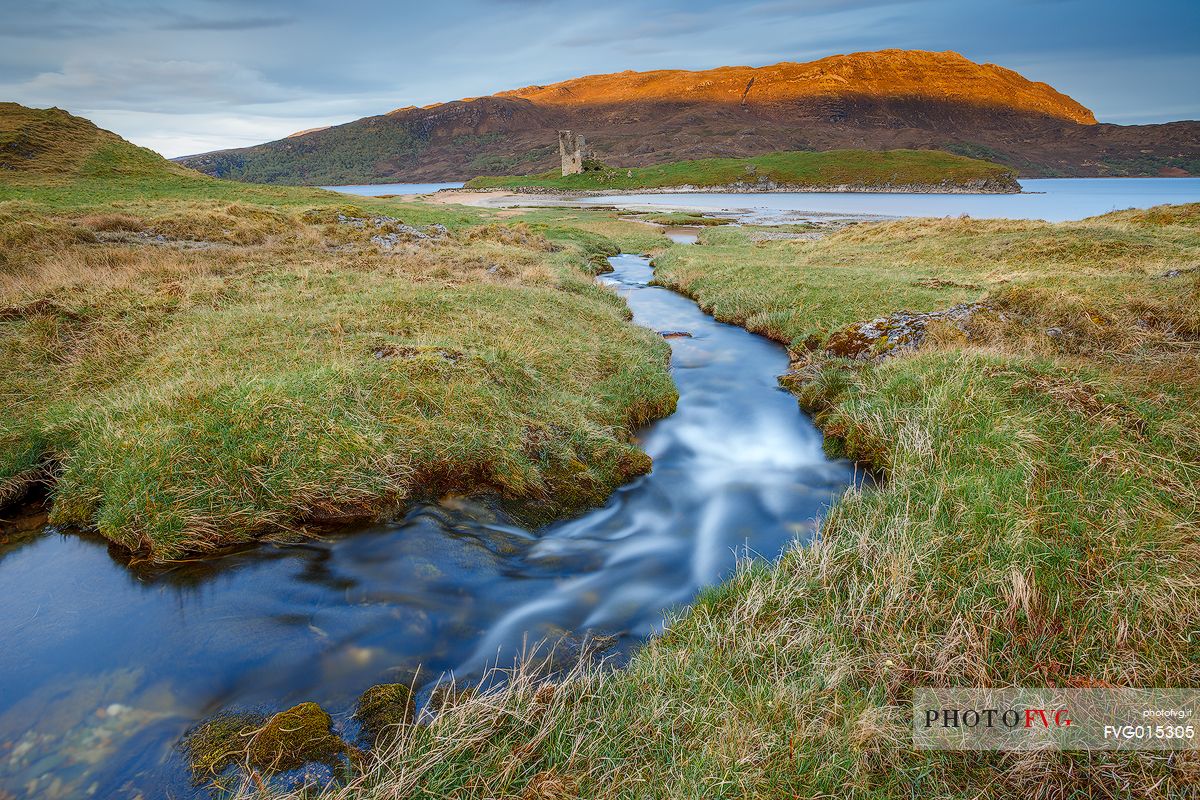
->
[0,253,857,799]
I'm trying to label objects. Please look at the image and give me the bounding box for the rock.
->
[183,711,266,777]
[372,344,464,363]
[824,303,989,361]
[658,330,692,338]
[246,702,346,773]
[184,703,348,779]
[747,229,827,242]
[355,683,414,744]
[92,230,227,250]
[1159,267,1196,278]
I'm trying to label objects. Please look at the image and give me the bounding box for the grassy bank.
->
[1,104,676,560]
[267,206,1200,798]
[464,149,1020,192]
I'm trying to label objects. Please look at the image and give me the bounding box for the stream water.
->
[0,254,856,799]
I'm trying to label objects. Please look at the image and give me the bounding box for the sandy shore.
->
[421,189,525,207]
[416,188,892,226]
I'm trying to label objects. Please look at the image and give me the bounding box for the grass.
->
[627,211,733,226]
[258,204,1200,799]
[464,149,1019,192]
[652,210,1200,350]
[0,104,679,560]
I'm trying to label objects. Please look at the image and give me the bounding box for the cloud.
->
[81,109,347,157]
[557,12,713,47]
[157,14,295,31]
[1,58,300,112]
[0,0,1195,154]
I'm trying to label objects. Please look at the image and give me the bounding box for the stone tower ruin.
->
[558,130,585,176]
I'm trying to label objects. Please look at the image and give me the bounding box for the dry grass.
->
[653,207,1200,351]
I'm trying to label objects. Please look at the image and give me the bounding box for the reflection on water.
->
[662,226,701,244]
[0,254,855,798]
[584,177,1200,223]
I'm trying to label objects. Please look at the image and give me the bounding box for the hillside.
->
[497,49,1096,124]
[177,49,1200,184]
[464,149,1020,193]
[0,103,347,210]
[0,102,197,183]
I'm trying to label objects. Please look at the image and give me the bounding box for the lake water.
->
[583,177,1200,223]
[0,254,856,798]
[320,182,464,196]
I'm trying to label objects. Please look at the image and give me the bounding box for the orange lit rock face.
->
[498,50,1097,126]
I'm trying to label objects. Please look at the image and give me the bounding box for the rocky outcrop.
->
[325,212,448,252]
[823,303,991,361]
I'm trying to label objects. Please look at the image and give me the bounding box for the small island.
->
[465,141,1021,194]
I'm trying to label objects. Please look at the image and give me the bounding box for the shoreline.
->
[446,181,1022,198]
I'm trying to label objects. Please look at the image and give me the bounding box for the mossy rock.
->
[188,703,360,778]
[247,702,346,772]
[823,324,882,360]
[355,683,415,744]
[184,711,267,779]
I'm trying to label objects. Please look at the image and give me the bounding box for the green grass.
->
[464,149,1019,192]
[0,104,680,560]
[263,204,1200,799]
[629,211,733,226]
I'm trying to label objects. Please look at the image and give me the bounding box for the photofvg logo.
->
[923,705,1072,732]
[913,688,1200,751]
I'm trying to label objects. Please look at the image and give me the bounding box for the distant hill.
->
[176,49,1200,185]
[0,102,199,184]
[465,150,1020,193]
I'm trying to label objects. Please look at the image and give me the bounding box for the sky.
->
[2,0,1197,158]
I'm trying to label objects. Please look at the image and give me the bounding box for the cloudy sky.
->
[2,0,1197,158]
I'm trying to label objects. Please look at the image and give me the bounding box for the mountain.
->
[0,102,199,184]
[177,49,1200,185]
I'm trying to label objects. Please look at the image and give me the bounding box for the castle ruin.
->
[558,130,586,176]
